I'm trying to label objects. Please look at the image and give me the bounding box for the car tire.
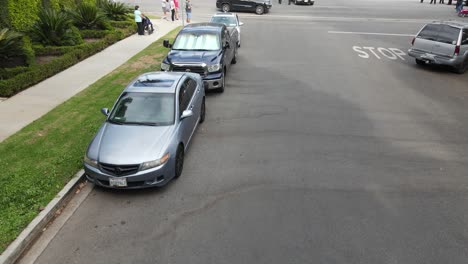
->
[415,59,425,66]
[217,71,226,93]
[174,145,184,179]
[222,3,231,12]
[199,98,206,123]
[255,5,265,15]
[454,59,468,74]
[232,48,237,64]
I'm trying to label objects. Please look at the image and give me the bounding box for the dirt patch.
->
[127,54,163,70]
[84,38,101,43]
[36,55,60,65]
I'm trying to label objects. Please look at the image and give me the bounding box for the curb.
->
[0,170,86,264]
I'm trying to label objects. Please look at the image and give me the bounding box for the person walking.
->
[439,0,444,3]
[278,0,282,4]
[430,0,436,4]
[174,0,180,20]
[288,0,292,5]
[170,0,176,22]
[134,5,145,35]
[161,0,168,20]
[185,0,192,23]
[456,0,463,12]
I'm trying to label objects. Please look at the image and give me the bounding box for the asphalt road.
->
[33,0,468,263]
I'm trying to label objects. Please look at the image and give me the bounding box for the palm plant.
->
[31,8,79,46]
[97,0,132,21]
[69,3,109,29]
[0,28,24,60]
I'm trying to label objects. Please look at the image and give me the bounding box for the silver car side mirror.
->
[239,22,244,26]
[180,110,193,120]
[101,108,109,116]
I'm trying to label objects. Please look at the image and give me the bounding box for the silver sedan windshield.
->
[108,92,174,126]
[211,16,237,27]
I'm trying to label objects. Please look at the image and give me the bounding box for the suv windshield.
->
[211,16,237,27]
[437,25,460,45]
[108,92,174,126]
[173,33,221,51]
[418,24,460,44]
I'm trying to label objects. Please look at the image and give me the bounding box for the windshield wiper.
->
[108,119,124,125]
[125,122,160,126]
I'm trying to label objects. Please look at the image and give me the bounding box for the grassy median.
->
[0,27,181,252]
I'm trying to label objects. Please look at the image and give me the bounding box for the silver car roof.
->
[430,21,468,29]
[125,72,186,94]
[212,12,237,17]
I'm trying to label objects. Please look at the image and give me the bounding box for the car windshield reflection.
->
[108,92,175,126]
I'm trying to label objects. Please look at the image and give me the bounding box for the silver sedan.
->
[84,72,206,189]
[210,12,244,47]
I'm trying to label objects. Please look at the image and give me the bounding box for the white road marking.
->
[353,46,407,60]
[329,31,415,37]
[238,15,431,23]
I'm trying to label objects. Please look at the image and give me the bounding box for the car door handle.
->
[190,105,194,110]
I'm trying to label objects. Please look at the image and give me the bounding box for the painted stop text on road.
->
[353,46,407,61]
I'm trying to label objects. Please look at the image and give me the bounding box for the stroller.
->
[143,17,154,34]
[459,9,468,17]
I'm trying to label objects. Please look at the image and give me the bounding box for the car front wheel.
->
[174,145,184,179]
[415,59,425,66]
[255,5,265,15]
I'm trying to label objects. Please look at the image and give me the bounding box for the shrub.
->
[7,0,41,32]
[0,28,24,59]
[97,0,132,21]
[30,8,82,46]
[68,3,110,30]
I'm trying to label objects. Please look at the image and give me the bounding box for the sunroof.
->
[133,78,175,87]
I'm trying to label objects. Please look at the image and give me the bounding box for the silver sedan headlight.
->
[207,64,221,73]
[140,153,170,171]
[161,62,170,71]
[84,154,98,168]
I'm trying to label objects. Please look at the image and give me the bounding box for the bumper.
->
[203,72,224,90]
[84,161,173,189]
[408,49,464,67]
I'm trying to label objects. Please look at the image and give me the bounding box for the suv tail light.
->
[411,37,415,45]
[454,45,460,56]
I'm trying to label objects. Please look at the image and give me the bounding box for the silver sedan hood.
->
[90,123,174,165]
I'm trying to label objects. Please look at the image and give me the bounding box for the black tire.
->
[255,5,265,15]
[199,98,205,123]
[415,59,425,65]
[174,145,184,179]
[454,60,468,74]
[222,3,231,12]
[232,48,237,64]
[217,71,226,93]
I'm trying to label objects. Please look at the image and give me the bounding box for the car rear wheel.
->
[199,98,205,123]
[415,59,425,66]
[454,59,468,74]
[222,3,231,12]
[174,145,184,179]
[255,5,265,15]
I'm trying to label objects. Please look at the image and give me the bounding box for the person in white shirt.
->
[170,0,176,21]
[134,5,145,35]
[161,0,168,20]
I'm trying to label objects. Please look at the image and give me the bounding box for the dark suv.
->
[216,0,272,15]
[161,23,239,93]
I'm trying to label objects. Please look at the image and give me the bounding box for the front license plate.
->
[109,177,127,187]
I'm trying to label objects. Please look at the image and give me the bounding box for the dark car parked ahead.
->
[216,0,272,15]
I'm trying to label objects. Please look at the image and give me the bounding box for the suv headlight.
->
[140,153,170,171]
[84,154,98,168]
[207,64,221,73]
[161,62,170,71]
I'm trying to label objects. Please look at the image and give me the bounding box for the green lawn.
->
[0,27,181,253]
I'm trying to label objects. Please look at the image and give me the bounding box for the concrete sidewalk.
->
[0,20,180,143]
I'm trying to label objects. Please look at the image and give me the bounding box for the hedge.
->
[0,0,10,29]
[8,0,41,32]
[0,25,136,97]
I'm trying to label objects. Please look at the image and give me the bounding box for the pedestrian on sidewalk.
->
[174,0,180,20]
[288,0,292,5]
[134,5,145,35]
[430,0,436,4]
[170,0,176,21]
[439,0,444,3]
[185,0,192,23]
[279,0,282,4]
[456,0,463,12]
[162,0,168,20]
